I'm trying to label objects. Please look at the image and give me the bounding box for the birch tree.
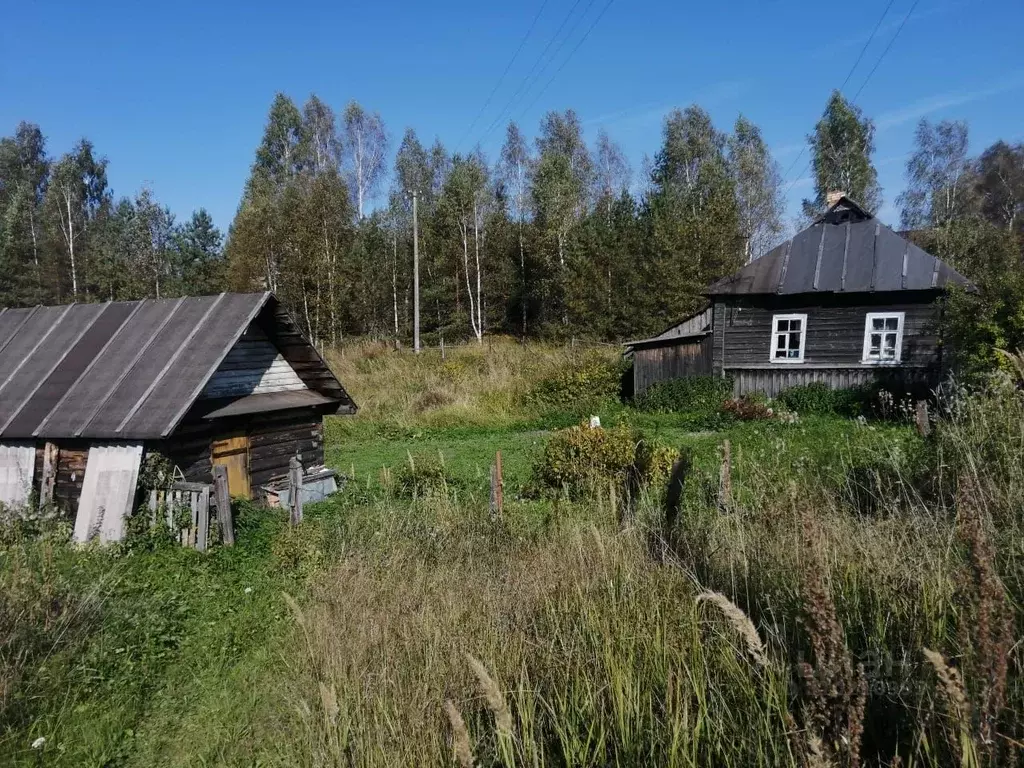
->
[498,122,533,335]
[803,91,881,217]
[898,119,973,230]
[593,129,630,219]
[342,102,388,218]
[44,140,109,300]
[728,115,783,262]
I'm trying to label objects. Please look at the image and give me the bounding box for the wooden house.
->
[626,196,973,397]
[0,292,355,541]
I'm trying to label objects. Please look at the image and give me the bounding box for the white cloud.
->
[583,81,748,132]
[876,76,1024,130]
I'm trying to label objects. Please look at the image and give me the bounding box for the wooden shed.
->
[0,292,355,540]
[627,196,974,398]
[625,308,713,396]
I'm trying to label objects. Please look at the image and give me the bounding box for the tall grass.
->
[324,336,620,433]
[2,345,1022,766]
[276,378,1022,767]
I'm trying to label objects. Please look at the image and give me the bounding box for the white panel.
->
[201,325,305,399]
[0,442,35,508]
[73,443,143,544]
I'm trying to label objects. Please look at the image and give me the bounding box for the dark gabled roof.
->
[0,293,355,440]
[706,195,974,297]
[625,307,712,349]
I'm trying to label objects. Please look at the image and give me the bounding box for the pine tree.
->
[0,122,49,305]
[174,209,224,294]
[803,91,881,217]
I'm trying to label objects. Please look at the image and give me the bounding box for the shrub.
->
[720,394,774,421]
[393,452,458,497]
[526,353,623,412]
[532,422,676,498]
[778,382,870,417]
[634,375,734,413]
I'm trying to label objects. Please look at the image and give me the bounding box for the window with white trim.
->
[770,314,807,362]
[862,312,904,363]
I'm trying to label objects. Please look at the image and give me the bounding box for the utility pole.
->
[412,189,421,353]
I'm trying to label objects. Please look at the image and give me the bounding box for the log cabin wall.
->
[32,440,90,516]
[158,406,326,498]
[714,292,944,397]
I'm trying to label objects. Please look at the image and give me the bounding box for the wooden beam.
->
[213,464,234,546]
[289,456,303,525]
[38,442,58,509]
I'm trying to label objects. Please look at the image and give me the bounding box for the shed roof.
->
[625,307,712,350]
[0,293,355,440]
[706,196,973,297]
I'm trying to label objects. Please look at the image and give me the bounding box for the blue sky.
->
[2,0,1022,232]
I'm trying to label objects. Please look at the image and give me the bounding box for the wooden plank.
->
[289,456,303,525]
[38,441,58,509]
[213,464,234,546]
[196,486,210,551]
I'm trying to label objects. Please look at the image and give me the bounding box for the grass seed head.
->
[465,653,513,736]
[696,590,769,669]
[444,699,475,768]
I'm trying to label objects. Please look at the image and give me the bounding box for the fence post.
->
[490,450,504,518]
[915,400,931,437]
[213,465,234,546]
[196,486,210,552]
[289,456,304,525]
[39,442,58,510]
[718,439,732,512]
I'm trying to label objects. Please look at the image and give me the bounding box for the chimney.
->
[826,190,846,208]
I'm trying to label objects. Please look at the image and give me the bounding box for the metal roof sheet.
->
[706,196,973,297]
[0,292,354,440]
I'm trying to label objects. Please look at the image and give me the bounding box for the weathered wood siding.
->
[248,411,324,490]
[633,337,713,396]
[202,325,306,399]
[260,304,348,401]
[31,440,89,515]
[159,407,325,498]
[717,295,941,367]
[714,293,944,396]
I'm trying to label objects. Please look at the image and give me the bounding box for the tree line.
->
[1,91,1022,356]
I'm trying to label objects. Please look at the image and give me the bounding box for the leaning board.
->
[73,443,143,543]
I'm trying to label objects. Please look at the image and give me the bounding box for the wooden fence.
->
[142,461,313,551]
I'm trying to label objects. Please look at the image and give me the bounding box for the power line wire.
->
[474,0,597,146]
[779,0,898,189]
[515,0,616,125]
[851,0,921,102]
[782,0,920,200]
[455,0,552,152]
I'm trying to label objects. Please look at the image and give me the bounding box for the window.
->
[770,314,807,362]
[862,312,904,363]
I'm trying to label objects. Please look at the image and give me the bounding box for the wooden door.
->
[211,435,250,498]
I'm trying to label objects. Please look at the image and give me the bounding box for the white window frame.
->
[769,313,808,363]
[861,311,905,364]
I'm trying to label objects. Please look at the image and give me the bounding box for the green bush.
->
[634,375,734,413]
[393,452,459,497]
[532,422,677,498]
[777,382,870,417]
[526,353,624,412]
